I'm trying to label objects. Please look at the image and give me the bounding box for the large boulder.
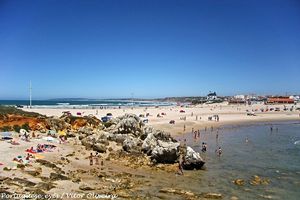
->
[110,114,144,136]
[93,143,107,153]
[150,140,180,163]
[81,135,97,149]
[182,146,205,170]
[78,127,94,136]
[108,133,132,144]
[123,137,143,153]
[142,128,177,155]
[142,133,158,154]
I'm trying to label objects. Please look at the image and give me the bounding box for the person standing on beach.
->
[197,130,200,138]
[95,152,100,165]
[89,153,93,166]
[192,128,194,134]
[177,155,184,175]
[183,124,186,131]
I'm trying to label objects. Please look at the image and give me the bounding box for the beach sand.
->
[1,103,299,199]
[23,102,300,136]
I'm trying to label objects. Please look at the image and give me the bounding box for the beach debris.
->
[233,179,245,186]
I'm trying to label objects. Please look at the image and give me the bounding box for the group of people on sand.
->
[26,144,56,154]
[89,152,103,167]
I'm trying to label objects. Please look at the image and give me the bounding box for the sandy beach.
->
[23,103,300,136]
[0,103,299,199]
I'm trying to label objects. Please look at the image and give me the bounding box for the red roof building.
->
[266,97,294,104]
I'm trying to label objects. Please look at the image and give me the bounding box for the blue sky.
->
[0,0,300,99]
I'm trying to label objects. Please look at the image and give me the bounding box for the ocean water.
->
[0,99,174,108]
[179,121,300,199]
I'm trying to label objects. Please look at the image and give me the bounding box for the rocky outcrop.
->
[122,137,143,153]
[182,147,205,170]
[60,115,103,130]
[46,117,70,131]
[93,143,107,153]
[110,114,144,136]
[150,141,180,163]
[50,172,69,181]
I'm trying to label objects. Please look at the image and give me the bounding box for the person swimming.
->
[216,147,222,156]
[201,142,207,152]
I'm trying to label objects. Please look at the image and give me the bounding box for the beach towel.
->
[26,149,37,154]
[34,154,45,159]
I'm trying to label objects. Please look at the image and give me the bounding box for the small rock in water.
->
[259,194,273,199]
[250,175,270,186]
[233,179,245,186]
[203,193,223,199]
[230,196,239,200]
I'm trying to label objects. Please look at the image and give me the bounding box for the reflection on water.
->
[178,121,300,199]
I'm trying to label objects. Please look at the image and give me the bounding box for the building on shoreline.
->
[266,96,295,104]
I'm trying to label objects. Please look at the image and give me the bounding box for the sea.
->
[0,99,175,108]
[175,121,300,200]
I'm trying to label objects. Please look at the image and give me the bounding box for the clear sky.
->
[0,0,300,99]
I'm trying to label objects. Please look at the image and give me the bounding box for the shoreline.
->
[20,103,300,137]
